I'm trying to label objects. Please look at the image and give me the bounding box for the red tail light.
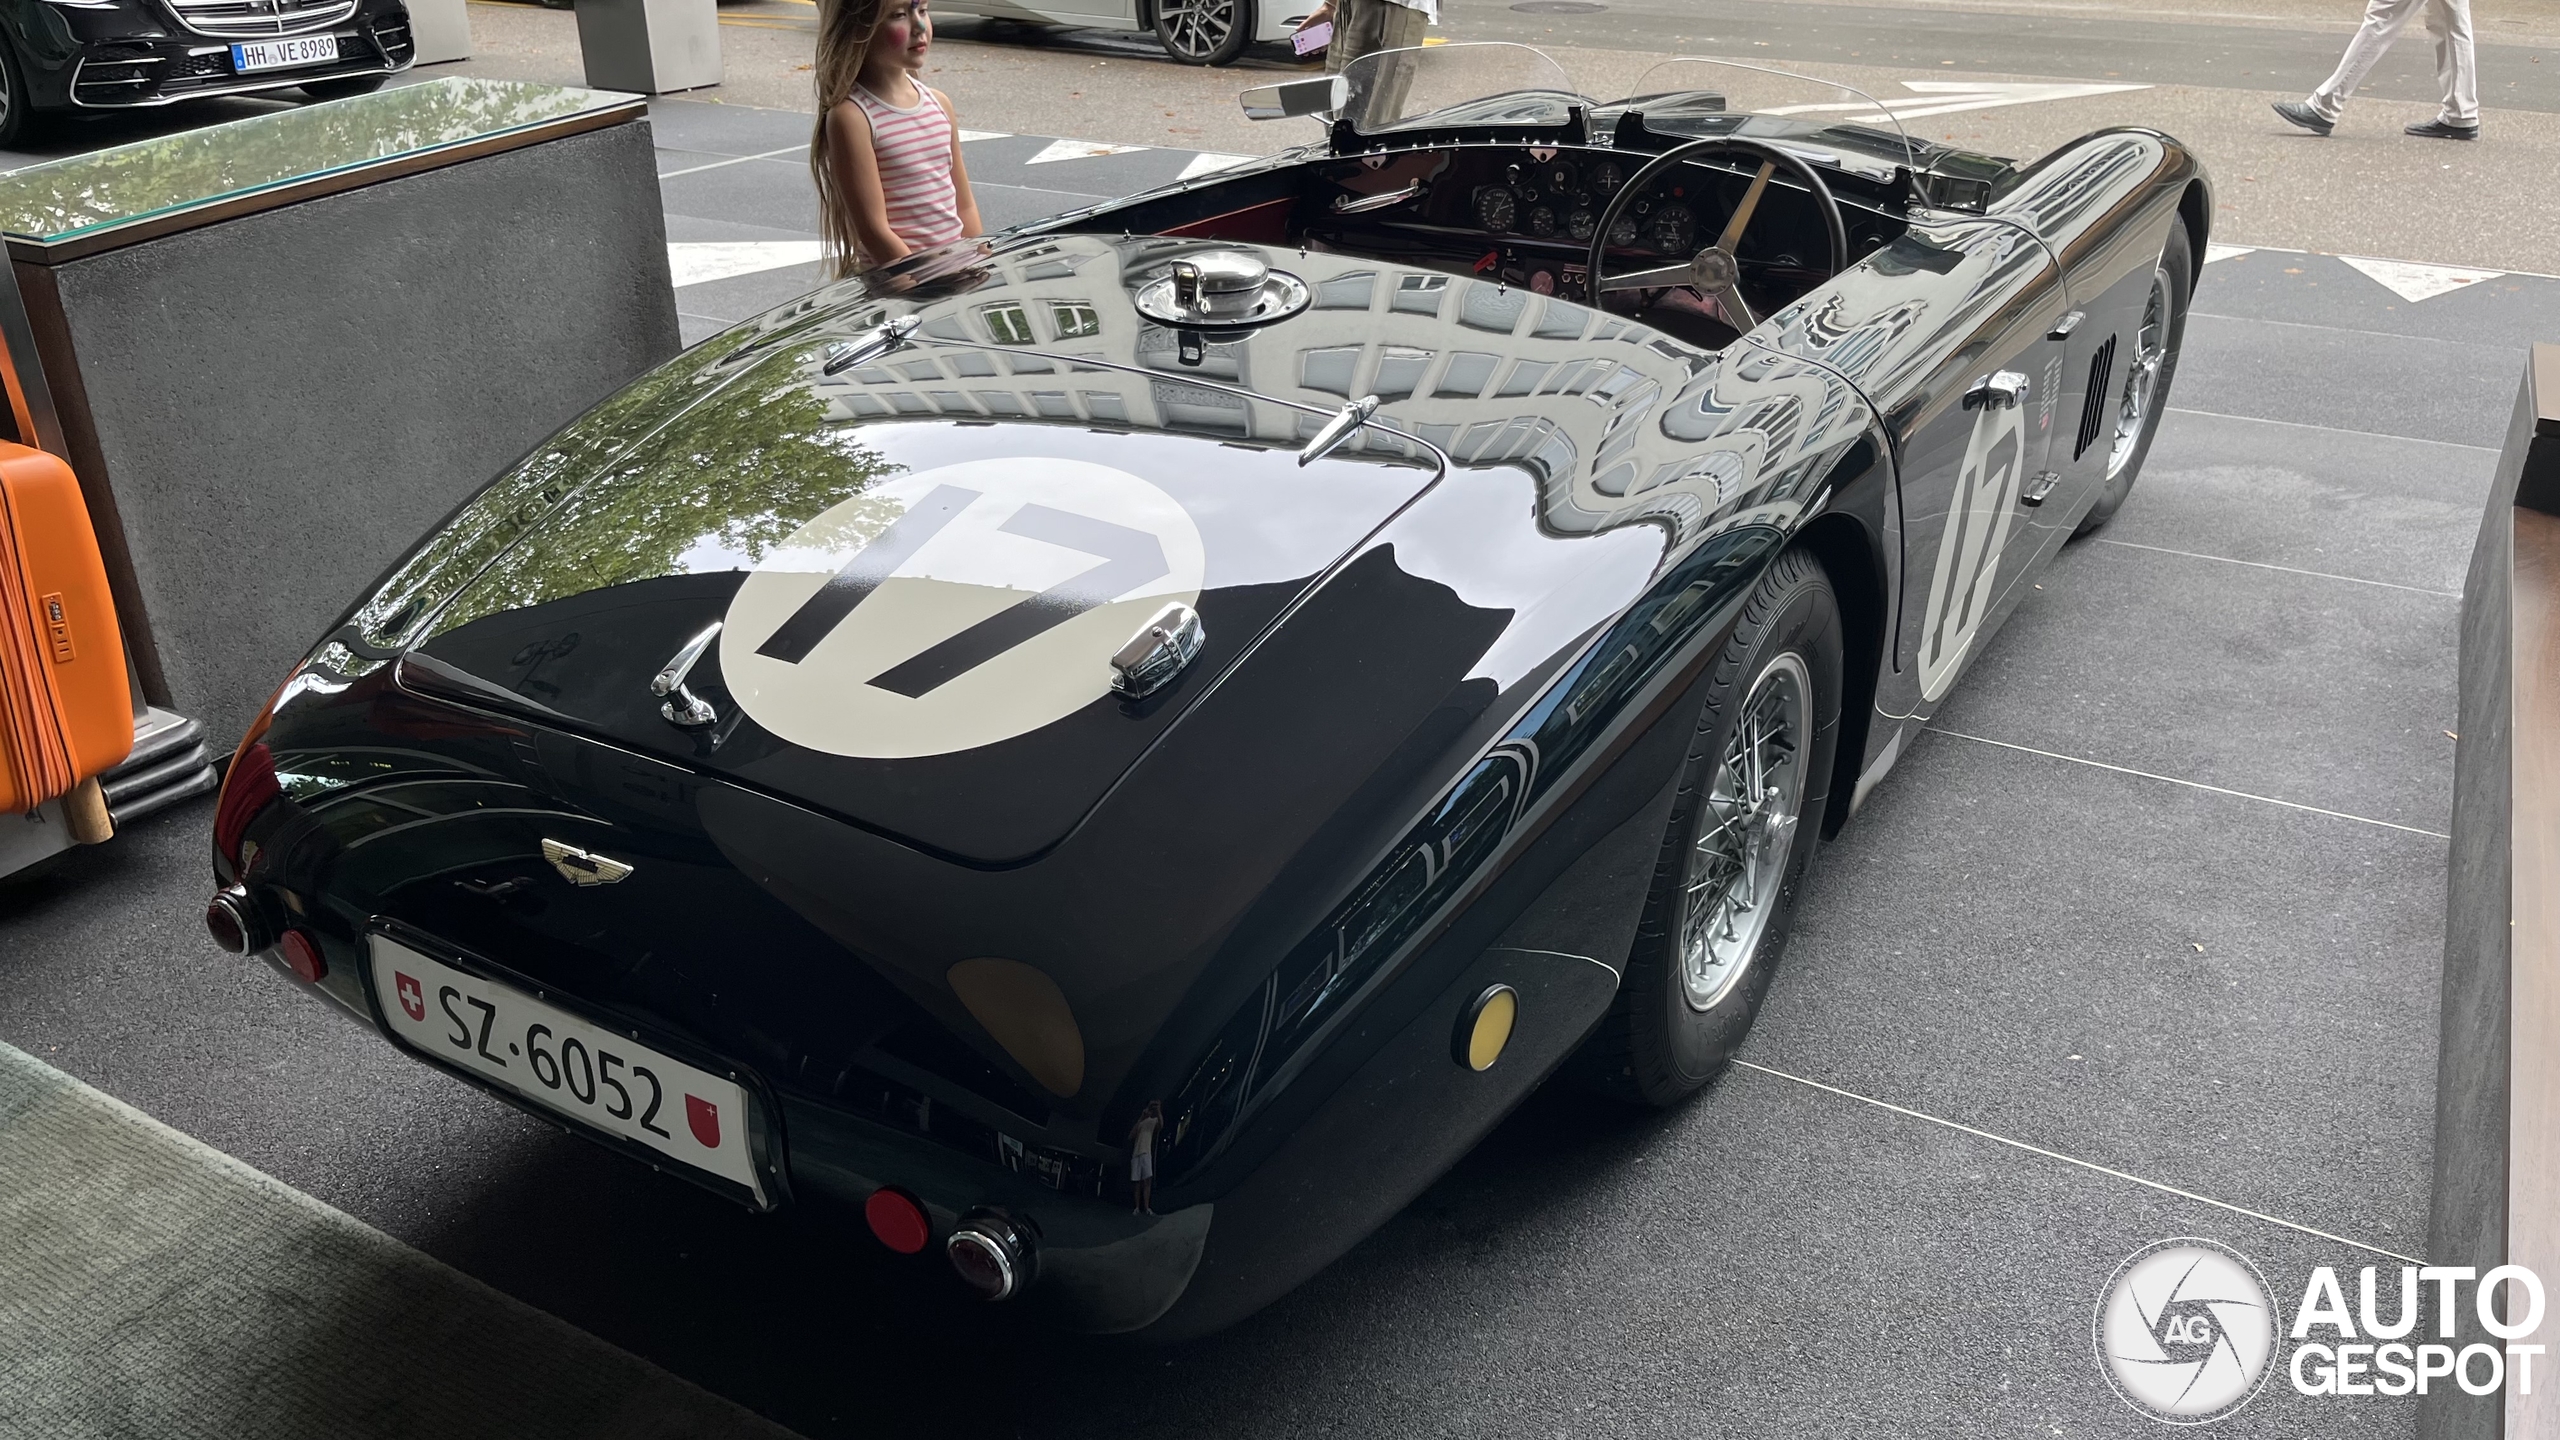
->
[278,929,326,983]
[864,1187,931,1254]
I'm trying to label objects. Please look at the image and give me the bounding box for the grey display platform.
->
[4,97,2552,1439]
[0,78,681,750]
[2427,345,2560,1440]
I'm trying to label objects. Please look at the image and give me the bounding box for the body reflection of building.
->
[811,236,1868,550]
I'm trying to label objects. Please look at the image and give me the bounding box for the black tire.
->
[301,73,390,102]
[2074,221,2193,537]
[0,38,37,150]
[1156,0,1254,65]
[1569,548,1845,1107]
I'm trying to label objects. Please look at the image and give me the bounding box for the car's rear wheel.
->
[1156,0,1254,65]
[1569,548,1843,1107]
[301,73,389,102]
[2074,221,2193,537]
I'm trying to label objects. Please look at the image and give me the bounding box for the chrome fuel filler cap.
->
[1133,248,1310,327]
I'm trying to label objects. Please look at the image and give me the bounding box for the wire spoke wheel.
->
[1678,651,1808,1011]
[2107,263,2171,481]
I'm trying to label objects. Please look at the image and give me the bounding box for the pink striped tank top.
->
[852,83,963,263]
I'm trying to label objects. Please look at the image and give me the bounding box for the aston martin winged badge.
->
[542,839,634,887]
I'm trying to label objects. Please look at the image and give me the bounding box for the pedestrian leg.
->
[2424,0,2479,126]
[2309,0,2427,123]
[1362,5,1429,130]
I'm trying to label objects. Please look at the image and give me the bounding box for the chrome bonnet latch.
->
[823,314,920,375]
[652,621,722,728]
[1298,395,1380,467]
[1110,603,1205,700]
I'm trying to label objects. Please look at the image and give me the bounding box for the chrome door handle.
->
[1963,371,2030,411]
[2047,311,2084,341]
[2020,471,2061,507]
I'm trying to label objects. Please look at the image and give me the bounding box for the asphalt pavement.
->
[1,3,2550,1436]
[3,0,2552,266]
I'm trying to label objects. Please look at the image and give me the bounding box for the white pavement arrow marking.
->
[668,241,827,288]
[1769,79,2151,126]
[2205,244,2257,265]
[2337,255,2504,304]
[957,129,1011,143]
[1027,138,1151,164]
[1177,151,1260,181]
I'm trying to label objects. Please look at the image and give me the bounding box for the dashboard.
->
[1462,155,1696,251]
[1300,144,1904,316]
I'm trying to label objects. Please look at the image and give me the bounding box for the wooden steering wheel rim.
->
[1582,134,1851,308]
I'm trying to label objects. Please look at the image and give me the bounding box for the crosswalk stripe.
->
[2337,255,2504,304]
[1176,151,1260,180]
[658,144,803,180]
[1026,137,1152,164]
[668,241,825,287]
[1766,79,2151,127]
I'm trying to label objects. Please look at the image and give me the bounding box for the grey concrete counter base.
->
[16,118,679,748]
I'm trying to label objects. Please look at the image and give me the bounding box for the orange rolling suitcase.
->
[0,440,132,841]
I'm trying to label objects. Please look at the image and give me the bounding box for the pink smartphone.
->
[1293,20,1332,55]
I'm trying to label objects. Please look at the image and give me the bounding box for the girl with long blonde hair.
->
[808,0,982,279]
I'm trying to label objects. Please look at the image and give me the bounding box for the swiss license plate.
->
[231,35,338,73]
[369,934,769,1205]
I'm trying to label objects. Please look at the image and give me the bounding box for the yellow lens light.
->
[1457,984,1518,1072]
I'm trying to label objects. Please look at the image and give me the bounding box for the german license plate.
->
[369,934,769,1205]
[231,35,338,73]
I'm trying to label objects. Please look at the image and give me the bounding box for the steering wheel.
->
[1584,136,1850,331]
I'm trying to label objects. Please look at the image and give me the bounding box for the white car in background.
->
[935,0,1310,65]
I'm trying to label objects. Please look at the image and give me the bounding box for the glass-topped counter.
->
[0,78,643,259]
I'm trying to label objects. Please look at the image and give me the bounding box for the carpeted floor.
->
[0,1040,802,1440]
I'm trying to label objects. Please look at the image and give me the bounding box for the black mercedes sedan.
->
[0,0,414,143]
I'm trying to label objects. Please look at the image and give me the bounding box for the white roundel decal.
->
[721,458,1205,759]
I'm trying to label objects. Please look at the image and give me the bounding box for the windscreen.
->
[1615,58,1913,179]
[1337,42,1586,136]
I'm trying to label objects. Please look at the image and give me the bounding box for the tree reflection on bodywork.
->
[419,367,903,641]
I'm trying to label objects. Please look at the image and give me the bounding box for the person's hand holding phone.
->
[1292,0,1333,56]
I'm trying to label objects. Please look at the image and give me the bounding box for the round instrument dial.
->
[1472,185,1518,233]
[1646,203,1697,253]
[1608,215,1640,248]
[1546,161,1577,197]
[1525,205,1559,239]
[1566,208,1596,242]
[1589,159,1625,194]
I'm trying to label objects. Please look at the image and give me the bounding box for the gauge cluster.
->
[1467,153,1698,255]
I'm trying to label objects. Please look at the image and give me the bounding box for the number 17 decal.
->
[1916,394,2027,702]
[720,457,1207,760]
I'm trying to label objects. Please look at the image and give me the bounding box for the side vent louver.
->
[2073,334,2118,462]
